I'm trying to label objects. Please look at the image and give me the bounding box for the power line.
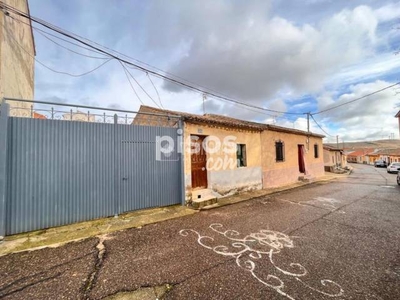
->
[119,61,144,105]
[5,11,109,57]
[310,114,334,137]
[146,72,164,109]
[122,63,161,108]
[34,29,111,60]
[205,95,278,118]
[8,12,159,107]
[0,2,302,116]
[1,20,113,77]
[313,82,400,115]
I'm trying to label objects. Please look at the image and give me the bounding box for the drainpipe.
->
[178,118,186,206]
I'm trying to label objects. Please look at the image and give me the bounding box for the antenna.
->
[202,94,207,115]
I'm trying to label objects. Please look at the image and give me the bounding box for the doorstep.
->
[190,188,218,209]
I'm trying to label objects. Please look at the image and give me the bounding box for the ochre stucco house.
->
[365,151,380,165]
[0,0,35,115]
[260,125,324,187]
[323,145,347,171]
[135,106,325,204]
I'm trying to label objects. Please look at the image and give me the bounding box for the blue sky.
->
[27,0,400,142]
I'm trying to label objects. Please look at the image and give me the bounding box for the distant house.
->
[348,148,400,165]
[346,149,375,164]
[375,148,400,164]
[135,106,325,204]
[0,0,35,115]
[323,145,346,171]
[365,150,380,165]
[33,112,47,119]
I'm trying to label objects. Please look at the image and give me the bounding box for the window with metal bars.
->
[314,144,319,158]
[237,144,247,167]
[275,141,284,162]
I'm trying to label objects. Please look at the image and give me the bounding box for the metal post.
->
[178,118,186,206]
[0,100,10,239]
[113,113,119,217]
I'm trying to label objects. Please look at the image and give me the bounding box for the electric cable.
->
[313,82,400,115]
[1,21,113,77]
[146,72,164,109]
[0,2,303,116]
[121,63,161,109]
[310,114,335,137]
[119,61,144,105]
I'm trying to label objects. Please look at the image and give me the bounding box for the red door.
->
[298,145,306,173]
[191,135,207,189]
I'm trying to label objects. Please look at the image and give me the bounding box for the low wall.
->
[263,162,324,188]
[208,166,262,197]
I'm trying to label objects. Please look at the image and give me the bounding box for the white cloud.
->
[315,80,400,140]
[374,2,400,22]
[156,3,381,105]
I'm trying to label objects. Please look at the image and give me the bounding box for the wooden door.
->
[298,145,306,173]
[191,135,207,189]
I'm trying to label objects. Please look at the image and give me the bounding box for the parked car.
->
[397,170,400,185]
[387,162,400,173]
[374,160,387,167]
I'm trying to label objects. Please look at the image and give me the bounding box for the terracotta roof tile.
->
[135,105,324,138]
[347,148,375,157]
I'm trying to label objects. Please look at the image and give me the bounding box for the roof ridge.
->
[137,105,325,137]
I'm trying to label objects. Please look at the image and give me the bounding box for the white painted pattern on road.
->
[179,223,344,300]
[311,197,340,210]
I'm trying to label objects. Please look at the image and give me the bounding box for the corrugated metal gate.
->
[0,102,183,236]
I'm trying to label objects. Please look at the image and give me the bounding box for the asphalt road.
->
[1,163,399,300]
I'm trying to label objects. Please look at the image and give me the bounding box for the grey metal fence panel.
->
[116,124,180,213]
[6,118,116,235]
[5,117,181,235]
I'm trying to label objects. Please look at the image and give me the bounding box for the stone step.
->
[191,189,216,200]
[192,197,218,210]
[298,174,313,182]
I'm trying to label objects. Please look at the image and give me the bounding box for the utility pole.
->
[306,112,311,151]
[336,135,339,149]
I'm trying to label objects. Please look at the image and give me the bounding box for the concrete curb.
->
[0,205,197,257]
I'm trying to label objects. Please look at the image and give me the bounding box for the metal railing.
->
[3,97,181,127]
